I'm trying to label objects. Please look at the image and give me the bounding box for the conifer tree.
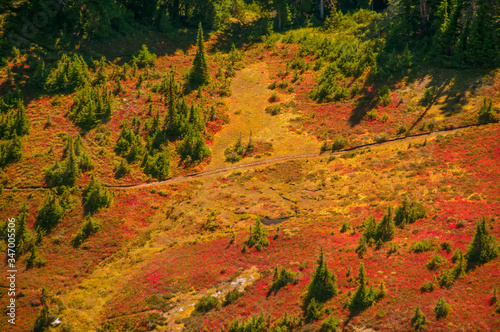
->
[411,306,427,331]
[349,261,376,310]
[36,193,64,232]
[189,22,210,87]
[375,207,395,242]
[305,248,338,304]
[82,175,112,214]
[466,216,499,269]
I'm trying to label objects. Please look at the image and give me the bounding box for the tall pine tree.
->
[189,22,210,87]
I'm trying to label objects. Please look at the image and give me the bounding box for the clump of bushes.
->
[45,135,93,187]
[478,98,497,124]
[265,104,281,115]
[72,216,100,247]
[331,136,347,151]
[356,208,396,258]
[69,86,113,129]
[365,109,378,121]
[411,306,427,331]
[243,218,269,252]
[348,262,385,311]
[228,312,300,332]
[143,150,171,181]
[411,239,436,253]
[178,126,211,163]
[194,295,219,313]
[394,198,426,228]
[223,289,242,306]
[270,266,300,292]
[82,176,112,214]
[319,316,340,332]
[224,134,254,163]
[434,298,450,319]
[45,54,90,92]
[426,253,447,270]
[36,193,65,233]
[420,280,435,293]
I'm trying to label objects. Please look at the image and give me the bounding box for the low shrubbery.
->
[271,266,301,292]
[194,295,219,313]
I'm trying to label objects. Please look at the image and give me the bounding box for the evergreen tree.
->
[349,261,377,310]
[466,217,499,269]
[36,193,64,232]
[178,126,211,162]
[82,176,112,214]
[244,218,269,251]
[411,306,427,331]
[143,150,171,181]
[189,22,210,87]
[375,207,395,242]
[305,248,338,304]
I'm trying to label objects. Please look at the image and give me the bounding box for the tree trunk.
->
[320,0,325,20]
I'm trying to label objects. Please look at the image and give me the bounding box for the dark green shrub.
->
[411,306,427,331]
[143,151,171,181]
[36,193,64,232]
[306,298,324,321]
[319,316,340,332]
[265,104,281,115]
[223,289,242,306]
[366,109,378,120]
[178,127,211,163]
[115,121,144,162]
[244,218,269,251]
[82,176,112,214]
[426,253,447,270]
[331,136,347,151]
[72,216,100,247]
[411,239,435,253]
[114,159,130,178]
[420,280,435,293]
[228,313,268,332]
[271,266,300,291]
[440,241,453,253]
[194,295,219,313]
[478,98,497,124]
[434,298,450,319]
[340,221,351,233]
[394,198,426,228]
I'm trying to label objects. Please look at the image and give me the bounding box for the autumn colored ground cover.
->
[0,123,488,331]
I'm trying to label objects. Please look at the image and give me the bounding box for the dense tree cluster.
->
[45,135,93,187]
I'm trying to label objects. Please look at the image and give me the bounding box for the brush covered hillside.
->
[0,0,500,331]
